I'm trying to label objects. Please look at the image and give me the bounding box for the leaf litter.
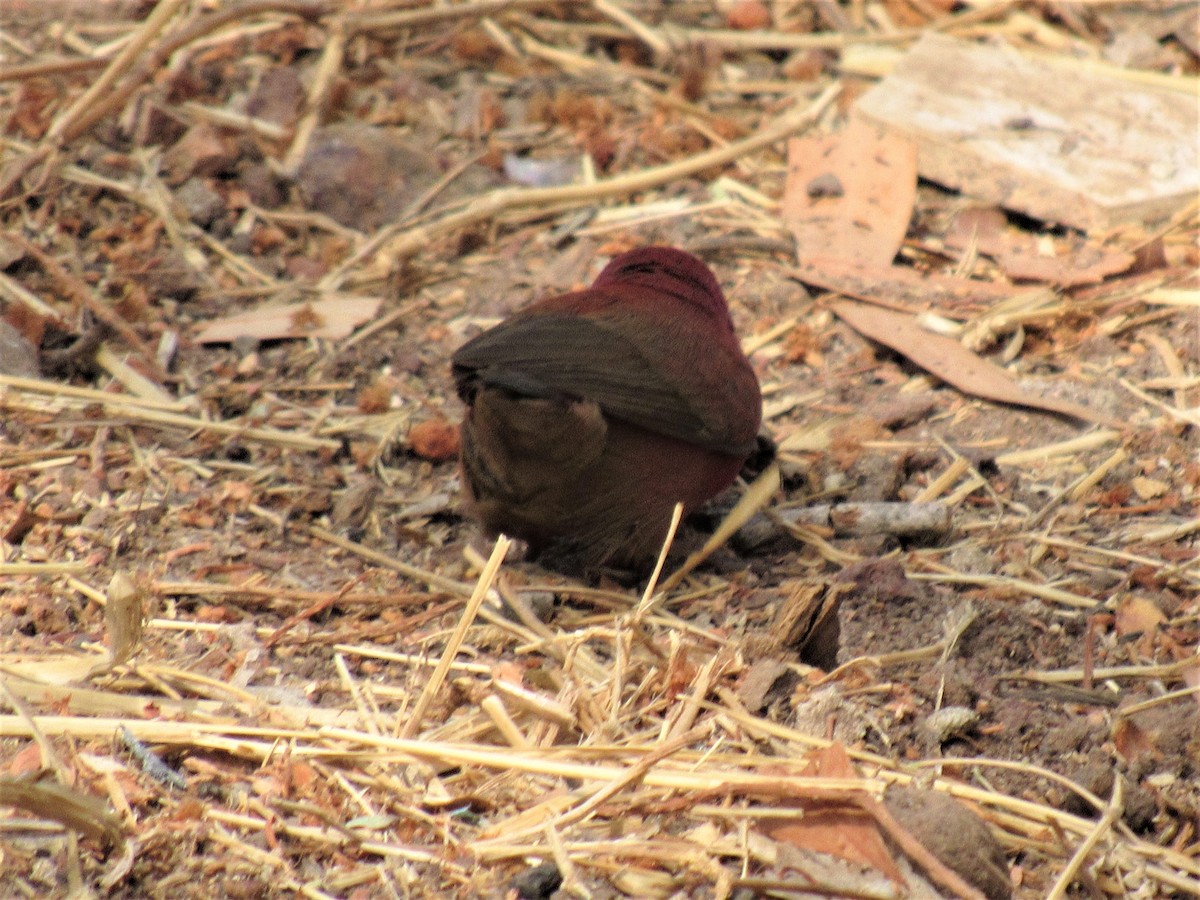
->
[0,2,1198,898]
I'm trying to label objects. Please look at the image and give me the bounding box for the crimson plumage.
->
[452,247,762,571]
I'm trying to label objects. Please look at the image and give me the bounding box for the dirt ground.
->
[0,2,1197,898]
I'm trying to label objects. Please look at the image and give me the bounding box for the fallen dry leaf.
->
[948,206,1135,287]
[783,117,917,267]
[1113,595,1166,640]
[195,297,382,343]
[736,659,795,711]
[1130,475,1169,500]
[831,300,1119,427]
[104,572,145,667]
[764,744,904,884]
[791,255,1030,314]
[1112,716,1156,762]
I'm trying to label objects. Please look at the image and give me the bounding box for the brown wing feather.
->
[453,312,750,454]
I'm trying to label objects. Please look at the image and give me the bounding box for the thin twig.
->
[400,536,510,738]
[1045,777,1125,900]
[7,233,167,382]
[366,84,840,273]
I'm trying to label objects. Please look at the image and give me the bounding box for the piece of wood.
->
[195,296,382,344]
[855,33,1199,233]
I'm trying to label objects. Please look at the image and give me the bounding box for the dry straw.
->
[0,0,1196,896]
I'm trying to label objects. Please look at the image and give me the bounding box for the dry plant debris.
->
[0,1,1198,898]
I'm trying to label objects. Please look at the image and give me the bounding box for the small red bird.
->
[452,247,762,571]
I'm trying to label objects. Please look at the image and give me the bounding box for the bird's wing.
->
[452,312,745,453]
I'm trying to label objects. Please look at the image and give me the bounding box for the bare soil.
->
[0,2,1197,898]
